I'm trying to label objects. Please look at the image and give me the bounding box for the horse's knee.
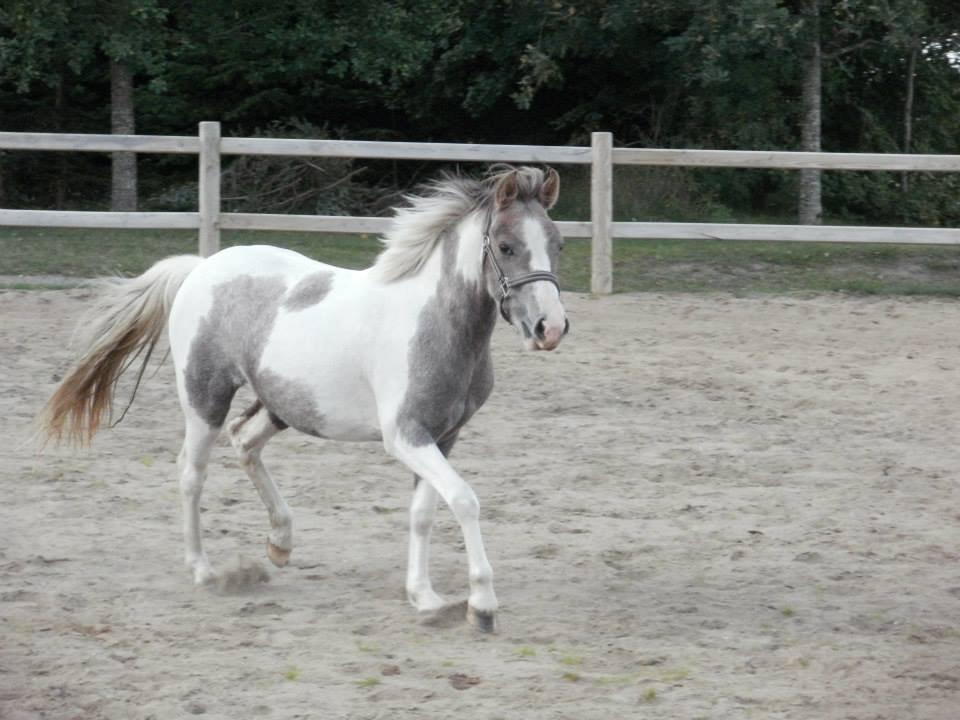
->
[411,507,435,538]
[449,488,480,523]
[229,406,279,464]
[226,412,246,439]
[228,418,255,456]
[236,445,259,471]
[229,428,263,472]
[179,468,204,499]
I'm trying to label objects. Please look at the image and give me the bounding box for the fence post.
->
[198,121,221,257]
[590,131,613,294]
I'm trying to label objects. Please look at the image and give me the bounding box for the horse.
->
[40,165,569,632]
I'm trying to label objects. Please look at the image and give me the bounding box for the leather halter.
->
[480,211,561,323]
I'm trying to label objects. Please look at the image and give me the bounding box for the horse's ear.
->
[540,167,560,209]
[495,171,519,209]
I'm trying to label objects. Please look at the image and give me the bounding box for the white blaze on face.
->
[521,216,566,348]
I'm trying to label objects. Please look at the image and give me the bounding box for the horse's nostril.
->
[534,318,546,340]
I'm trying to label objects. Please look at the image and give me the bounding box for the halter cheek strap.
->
[481,231,561,324]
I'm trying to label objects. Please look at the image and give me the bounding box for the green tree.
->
[1,0,957,225]
[824,0,960,223]
[149,0,459,135]
[0,0,170,209]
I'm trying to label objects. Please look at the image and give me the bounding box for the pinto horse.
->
[42,165,569,631]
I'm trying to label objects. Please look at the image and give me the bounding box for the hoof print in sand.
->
[418,599,470,629]
[213,557,270,594]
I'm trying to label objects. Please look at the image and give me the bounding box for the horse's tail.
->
[40,255,204,446]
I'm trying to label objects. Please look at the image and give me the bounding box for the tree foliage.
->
[1,0,958,223]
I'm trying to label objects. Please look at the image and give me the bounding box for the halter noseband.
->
[480,212,561,323]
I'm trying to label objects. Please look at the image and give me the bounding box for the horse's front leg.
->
[388,434,497,632]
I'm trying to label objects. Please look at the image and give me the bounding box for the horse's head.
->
[482,167,569,352]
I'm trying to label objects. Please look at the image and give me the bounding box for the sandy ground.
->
[2,288,959,719]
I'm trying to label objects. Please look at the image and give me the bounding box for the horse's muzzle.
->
[533,316,569,351]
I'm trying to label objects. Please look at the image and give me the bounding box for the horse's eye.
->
[498,243,514,256]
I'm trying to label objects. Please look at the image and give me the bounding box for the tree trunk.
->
[110,59,137,211]
[798,0,822,225]
[901,44,917,194]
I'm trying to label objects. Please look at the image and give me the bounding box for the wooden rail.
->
[0,131,200,154]
[2,123,959,293]
[613,147,960,172]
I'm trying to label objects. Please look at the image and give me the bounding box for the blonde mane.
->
[372,165,552,283]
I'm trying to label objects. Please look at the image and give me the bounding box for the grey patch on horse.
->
[283,271,333,312]
[398,230,497,447]
[254,369,326,437]
[183,275,287,428]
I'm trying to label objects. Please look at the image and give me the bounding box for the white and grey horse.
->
[42,165,569,631]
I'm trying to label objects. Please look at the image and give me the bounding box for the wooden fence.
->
[2,121,959,293]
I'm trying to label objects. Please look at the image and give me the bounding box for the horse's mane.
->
[372,165,552,283]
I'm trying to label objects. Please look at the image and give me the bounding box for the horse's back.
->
[184,244,342,286]
[171,244,353,321]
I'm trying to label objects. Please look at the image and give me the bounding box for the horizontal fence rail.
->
[0,131,201,154]
[2,123,959,293]
[0,208,595,238]
[613,147,960,172]
[220,137,593,164]
[0,209,200,229]
[612,222,960,244]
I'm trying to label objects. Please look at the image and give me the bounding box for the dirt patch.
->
[2,288,959,719]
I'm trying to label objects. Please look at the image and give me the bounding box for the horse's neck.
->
[431,223,497,344]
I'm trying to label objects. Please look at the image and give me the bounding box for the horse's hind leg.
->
[407,478,445,611]
[178,409,222,585]
[406,432,458,612]
[227,401,292,567]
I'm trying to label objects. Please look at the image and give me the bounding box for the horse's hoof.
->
[188,558,216,586]
[466,604,497,633]
[266,541,291,568]
[193,568,217,586]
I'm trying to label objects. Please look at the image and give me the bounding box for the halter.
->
[480,211,561,323]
